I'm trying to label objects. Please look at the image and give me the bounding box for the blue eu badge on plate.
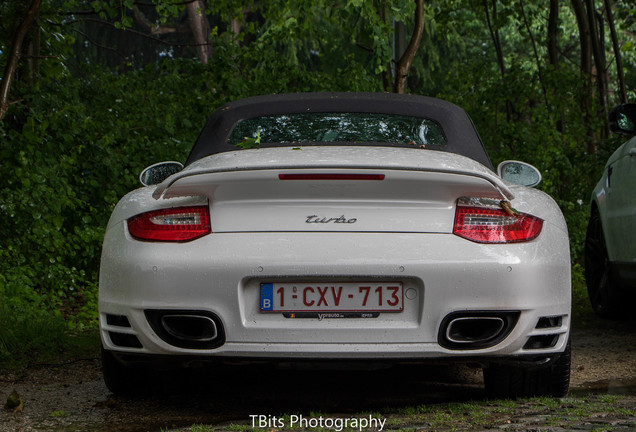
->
[260,283,273,311]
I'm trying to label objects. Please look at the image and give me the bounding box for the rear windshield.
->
[227,113,446,148]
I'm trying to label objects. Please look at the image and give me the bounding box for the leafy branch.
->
[0,0,43,122]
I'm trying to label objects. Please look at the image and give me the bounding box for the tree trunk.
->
[393,0,424,94]
[519,0,548,109]
[484,0,505,80]
[604,0,627,103]
[570,0,595,152]
[26,20,41,86]
[483,0,512,121]
[547,0,566,134]
[0,0,42,123]
[378,3,393,91]
[585,0,610,138]
[547,0,559,68]
[186,0,213,64]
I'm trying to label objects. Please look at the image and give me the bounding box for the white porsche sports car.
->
[99,93,571,398]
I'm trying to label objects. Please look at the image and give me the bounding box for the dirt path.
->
[1,326,635,432]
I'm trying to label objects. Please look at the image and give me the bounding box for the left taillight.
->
[127,206,211,242]
[453,203,543,244]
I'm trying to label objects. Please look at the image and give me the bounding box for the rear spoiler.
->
[152,147,514,201]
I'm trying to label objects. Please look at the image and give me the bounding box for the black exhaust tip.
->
[446,316,505,344]
[161,314,218,342]
[438,311,519,350]
[145,310,225,349]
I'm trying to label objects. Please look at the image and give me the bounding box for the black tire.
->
[101,348,146,395]
[584,208,624,319]
[102,348,192,395]
[483,340,571,399]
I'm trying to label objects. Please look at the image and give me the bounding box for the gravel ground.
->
[1,325,635,432]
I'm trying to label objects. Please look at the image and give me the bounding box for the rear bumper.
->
[99,225,571,360]
[108,349,567,371]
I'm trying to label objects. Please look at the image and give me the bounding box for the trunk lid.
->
[154,147,512,234]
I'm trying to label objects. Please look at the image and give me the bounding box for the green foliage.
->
[236,131,261,149]
[0,61,226,332]
[430,0,631,266]
[0,302,69,368]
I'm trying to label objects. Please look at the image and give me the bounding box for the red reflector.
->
[127,206,211,242]
[453,206,543,243]
[278,173,385,180]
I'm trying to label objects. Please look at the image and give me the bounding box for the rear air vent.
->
[522,315,565,350]
[106,314,131,328]
[536,316,562,329]
[108,332,143,348]
[523,335,559,350]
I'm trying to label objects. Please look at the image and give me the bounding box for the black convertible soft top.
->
[185,92,493,170]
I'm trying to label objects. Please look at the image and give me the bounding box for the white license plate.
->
[260,282,403,312]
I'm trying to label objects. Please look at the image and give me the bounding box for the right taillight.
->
[453,204,543,244]
[127,206,211,242]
